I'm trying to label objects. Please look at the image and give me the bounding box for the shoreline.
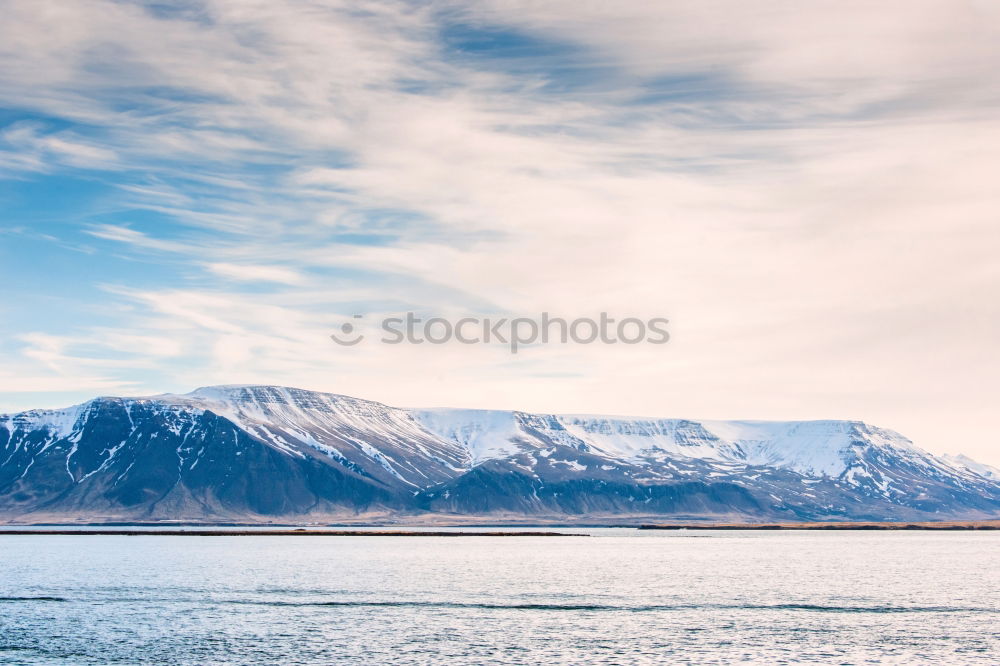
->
[0,529,576,537]
[639,521,1000,530]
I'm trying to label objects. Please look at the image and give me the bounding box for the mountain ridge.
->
[2,385,998,524]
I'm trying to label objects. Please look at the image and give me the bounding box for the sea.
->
[0,528,997,664]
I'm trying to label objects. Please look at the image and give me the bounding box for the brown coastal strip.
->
[638,521,1000,530]
[0,529,575,537]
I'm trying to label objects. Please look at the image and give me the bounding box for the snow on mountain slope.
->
[942,453,1000,481]
[163,385,469,486]
[697,419,924,478]
[697,419,852,476]
[4,386,988,487]
[2,385,998,522]
[1,386,470,492]
[1,403,89,441]
[555,417,740,462]
[410,409,524,464]
[413,409,948,483]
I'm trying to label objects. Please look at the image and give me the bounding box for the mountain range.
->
[2,385,998,524]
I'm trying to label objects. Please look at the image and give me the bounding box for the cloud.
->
[0,374,139,394]
[452,1,1000,106]
[0,1,998,464]
[204,262,306,285]
[85,224,197,253]
[0,122,118,174]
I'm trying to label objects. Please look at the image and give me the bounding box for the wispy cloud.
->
[203,262,306,285]
[0,1,998,463]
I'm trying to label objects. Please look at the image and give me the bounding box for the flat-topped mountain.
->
[2,385,998,523]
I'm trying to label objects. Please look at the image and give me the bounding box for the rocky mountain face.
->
[1,385,998,524]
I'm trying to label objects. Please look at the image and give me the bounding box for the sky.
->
[1,1,998,465]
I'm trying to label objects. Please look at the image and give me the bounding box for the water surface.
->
[1,530,997,664]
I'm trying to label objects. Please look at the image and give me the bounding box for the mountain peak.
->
[2,385,998,523]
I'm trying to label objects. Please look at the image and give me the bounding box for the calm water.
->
[0,530,997,664]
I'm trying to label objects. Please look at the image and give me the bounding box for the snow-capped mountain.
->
[1,385,998,523]
[942,453,1000,481]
